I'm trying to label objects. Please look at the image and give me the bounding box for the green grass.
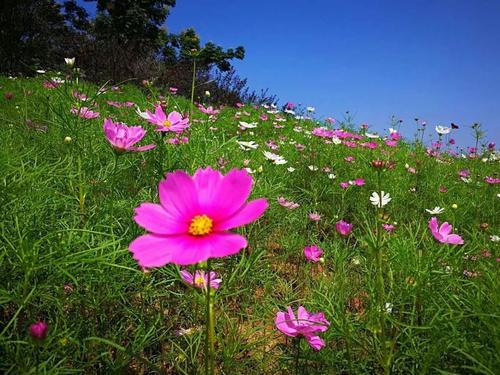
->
[0,73,499,374]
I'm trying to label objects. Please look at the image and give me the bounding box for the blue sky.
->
[76,0,499,146]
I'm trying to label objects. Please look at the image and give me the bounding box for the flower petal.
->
[216,198,268,230]
[134,203,188,235]
[159,171,200,219]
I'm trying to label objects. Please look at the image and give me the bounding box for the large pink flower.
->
[103,118,155,152]
[304,245,323,262]
[275,306,330,350]
[145,105,190,133]
[428,217,464,245]
[130,167,268,267]
[336,220,353,237]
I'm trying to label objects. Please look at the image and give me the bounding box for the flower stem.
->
[190,58,197,119]
[294,338,301,375]
[205,259,215,375]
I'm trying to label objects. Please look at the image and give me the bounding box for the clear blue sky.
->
[77,0,499,146]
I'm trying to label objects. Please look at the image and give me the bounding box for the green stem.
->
[205,259,215,375]
[294,338,301,375]
[190,58,197,119]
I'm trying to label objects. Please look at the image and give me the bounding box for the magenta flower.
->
[336,220,353,237]
[180,269,221,290]
[275,306,330,350]
[70,107,100,119]
[169,87,178,94]
[484,176,500,184]
[304,245,323,262]
[352,178,365,186]
[382,224,395,233]
[428,217,464,245]
[130,167,268,267]
[458,169,470,178]
[103,118,155,153]
[29,321,48,341]
[145,105,189,133]
[340,182,350,189]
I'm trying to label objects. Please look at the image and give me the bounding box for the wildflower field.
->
[0,72,499,374]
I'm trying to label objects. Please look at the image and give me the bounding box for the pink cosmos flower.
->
[277,197,299,209]
[180,270,221,290]
[198,105,219,116]
[340,182,350,189]
[260,113,268,121]
[361,141,378,149]
[428,217,464,245]
[336,220,353,237]
[72,90,87,101]
[484,176,500,184]
[236,102,244,108]
[308,212,321,221]
[275,306,330,350]
[169,87,178,94]
[103,118,155,153]
[385,140,398,147]
[130,167,268,267]
[344,156,355,163]
[352,178,365,186]
[304,245,323,262]
[145,105,190,133]
[29,321,48,341]
[70,107,100,119]
[43,80,60,89]
[458,169,470,178]
[382,224,395,233]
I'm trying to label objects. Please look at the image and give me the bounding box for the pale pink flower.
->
[180,270,221,290]
[145,105,189,133]
[70,107,100,119]
[277,197,299,209]
[308,212,321,221]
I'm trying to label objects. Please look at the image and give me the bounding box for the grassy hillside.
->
[0,73,499,374]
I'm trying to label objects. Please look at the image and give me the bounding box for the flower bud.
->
[29,321,48,341]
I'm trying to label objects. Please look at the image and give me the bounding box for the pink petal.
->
[133,144,156,151]
[446,234,464,245]
[439,222,453,236]
[275,311,298,337]
[133,203,188,235]
[202,168,253,221]
[306,335,325,351]
[159,171,200,219]
[215,198,268,230]
[129,234,175,268]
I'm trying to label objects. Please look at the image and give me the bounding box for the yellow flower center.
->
[163,120,172,127]
[194,275,206,287]
[188,214,213,236]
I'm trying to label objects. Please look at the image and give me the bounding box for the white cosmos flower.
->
[308,165,319,171]
[64,57,75,66]
[135,106,149,119]
[490,235,500,242]
[284,109,295,115]
[370,191,392,207]
[328,173,337,179]
[263,151,287,165]
[287,167,296,172]
[239,121,258,129]
[244,168,256,174]
[36,69,46,74]
[365,132,380,139]
[307,106,315,112]
[460,177,471,183]
[267,110,279,114]
[389,128,397,134]
[435,126,451,135]
[331,136,342,145]
[425,207,445,215]
[236,140,259,150]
